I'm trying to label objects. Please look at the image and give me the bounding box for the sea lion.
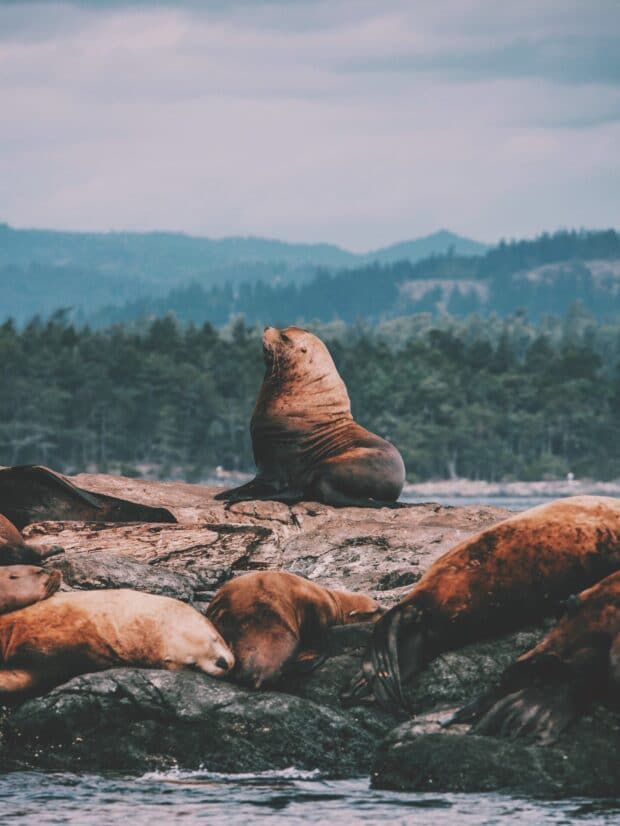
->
[0,565,61,614]
[343,496,620,713]
[0,464,176,529]
[206,571,383,688]
[448,570,620,742]
[0,588,234,699]
[0,512,64,566]
[215,326,405,507]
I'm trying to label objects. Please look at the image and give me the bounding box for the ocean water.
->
[401,494,559,511]
[0,769,618,825]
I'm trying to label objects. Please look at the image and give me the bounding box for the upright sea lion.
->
[0,589,234,699]
[0,465,176,529]
[343,496,620,712]
[0,512,63,566]
[449,570,620,742]
[0,565,61,614]
[215,326,405,507]
[206,571,383,688]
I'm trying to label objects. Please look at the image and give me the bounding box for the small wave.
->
[138,766,324,783]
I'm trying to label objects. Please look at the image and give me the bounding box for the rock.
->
[372,708,620,796]
[45,551,219,602]
[22,472,511,607]
[3,668,374,777]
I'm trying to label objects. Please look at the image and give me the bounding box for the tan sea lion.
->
[0,512,63,566]
[0,565,61,614]
[343,496,620,712]
[449,570,620,742]
[0,589,234,700]
[206,571,383,688]
[0,464,176,529]
[215,326,405,507]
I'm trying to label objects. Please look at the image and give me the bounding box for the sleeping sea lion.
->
[215,326,405,507]
[206,571,383,688]
[0,588,234,700]
[447,570,620,742]
[0,565,61,614]
[0,512,63,566]
[343,496,620,713]
[0,465,176,529]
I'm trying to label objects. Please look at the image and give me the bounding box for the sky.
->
[1,0,619,251]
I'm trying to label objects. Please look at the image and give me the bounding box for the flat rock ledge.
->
[0,472,616,796]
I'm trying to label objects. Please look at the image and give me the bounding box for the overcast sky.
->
[1,0,619,250]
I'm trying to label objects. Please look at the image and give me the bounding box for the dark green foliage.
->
[1,310,619,481]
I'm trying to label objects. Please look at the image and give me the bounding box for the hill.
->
[88,229,620,328]
[0,223,485,323]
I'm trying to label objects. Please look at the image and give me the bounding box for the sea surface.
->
[401,494,554,510]
[2,493,617,823]
[0,769,618,825]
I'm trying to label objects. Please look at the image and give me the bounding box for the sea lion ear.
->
[300,346,307,353]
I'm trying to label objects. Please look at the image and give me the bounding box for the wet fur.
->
[207,571,383,688]
[343,497,620,713]
[447,571,620,742]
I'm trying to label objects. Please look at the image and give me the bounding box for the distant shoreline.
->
[402,478,620,499]
[205,470,620,499]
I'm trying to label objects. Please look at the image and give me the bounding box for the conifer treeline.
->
[1,309,619,481]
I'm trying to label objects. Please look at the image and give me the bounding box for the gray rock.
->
[46,551,208,600]
[4,668,375,777]
[372,708,620,796]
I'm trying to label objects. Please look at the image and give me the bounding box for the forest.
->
[1,306,619,482]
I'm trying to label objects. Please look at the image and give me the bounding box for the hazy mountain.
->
[0,222,488,323]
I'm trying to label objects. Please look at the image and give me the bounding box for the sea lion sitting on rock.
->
[215,326,405,507]
[447,570,620,742]
[343,496,620,713]
[0,589,234,700]
[206,571,383,688]
[0,464,176,529]
[0,513,63,566]
[0,565,61,615]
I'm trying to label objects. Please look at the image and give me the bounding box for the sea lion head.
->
[261,326,350,406]
[163,611,235,678]
[0,565,62,614]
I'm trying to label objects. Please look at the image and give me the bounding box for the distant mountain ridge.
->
[0,223,486,277]
[0,222,488,323]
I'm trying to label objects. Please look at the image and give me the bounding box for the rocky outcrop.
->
[1,471,617,794]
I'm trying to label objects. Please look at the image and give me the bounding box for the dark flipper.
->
[0,542,63,566]
[0,465,175,527]
[284,649,328,676]
[341,604,426,715]
[472,684,578,744]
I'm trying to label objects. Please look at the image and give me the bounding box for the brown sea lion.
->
[0,464,176,529]
[0,512,64,566]
[0,588,234,700]
[206,571,383,688]
[0,565,61,615]
[343,496,620,713]
[215,326,405,507]
[448,570,620,742]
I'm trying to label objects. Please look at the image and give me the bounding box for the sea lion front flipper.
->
[0,464,104,528]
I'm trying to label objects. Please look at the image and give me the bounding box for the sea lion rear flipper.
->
[472,683,578,743]
[441,687,500,728]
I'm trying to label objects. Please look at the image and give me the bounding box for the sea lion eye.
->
[281,333,291,343]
